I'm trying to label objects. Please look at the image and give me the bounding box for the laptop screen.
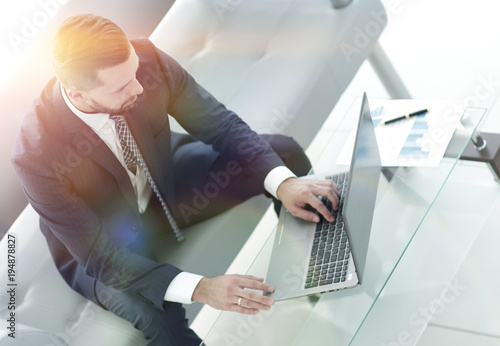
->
[342,93,381,283]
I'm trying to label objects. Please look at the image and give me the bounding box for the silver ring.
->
[237,297,242,306]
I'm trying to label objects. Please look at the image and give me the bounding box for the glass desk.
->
[198,100,488,346]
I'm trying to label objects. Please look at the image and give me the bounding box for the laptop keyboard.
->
[305,172,351,289]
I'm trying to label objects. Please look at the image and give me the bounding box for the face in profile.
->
[70,47,144,116]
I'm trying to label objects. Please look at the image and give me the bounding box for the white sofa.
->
[0,0,387,344]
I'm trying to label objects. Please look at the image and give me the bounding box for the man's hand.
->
[191,275,275,315]
[276,177,339,223]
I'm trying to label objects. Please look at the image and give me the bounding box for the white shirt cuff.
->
[264,166,296,200]
[164,272,204,304]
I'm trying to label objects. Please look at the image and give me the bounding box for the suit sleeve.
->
[145,39,285,186]
[11,153,180,310]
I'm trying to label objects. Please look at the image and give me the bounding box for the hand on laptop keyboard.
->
[276,177,339,223]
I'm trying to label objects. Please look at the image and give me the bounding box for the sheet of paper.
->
[337,98,462,167]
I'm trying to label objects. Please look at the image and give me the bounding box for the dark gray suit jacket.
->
[11,38,283,311]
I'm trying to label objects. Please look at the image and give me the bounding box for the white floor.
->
[334,0,500,344]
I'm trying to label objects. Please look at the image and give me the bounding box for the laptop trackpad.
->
[278,211,314,245]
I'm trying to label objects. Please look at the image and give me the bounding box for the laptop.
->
[264,93,381,300]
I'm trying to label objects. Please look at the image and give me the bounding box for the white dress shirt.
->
[61,85,295,304]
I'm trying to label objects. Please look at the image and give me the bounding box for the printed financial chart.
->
[371,106,431,165]
[337,98,463,167]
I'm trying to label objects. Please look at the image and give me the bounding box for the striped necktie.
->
[110,115,184,242]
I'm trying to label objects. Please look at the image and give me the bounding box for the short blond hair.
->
[53,14,131,91]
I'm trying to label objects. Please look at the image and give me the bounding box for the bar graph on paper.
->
[337,98,461,167]
[371,106,432,165]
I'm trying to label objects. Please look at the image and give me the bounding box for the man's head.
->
[53,14,143,115]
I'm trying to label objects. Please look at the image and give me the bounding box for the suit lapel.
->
[71,130,139,211]
[53,81,139,211]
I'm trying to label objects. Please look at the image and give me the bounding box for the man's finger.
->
[235,276,275,293]
[232,274,265,282]
[309,181,339,212]
[310,179,338,193]
[290,205,321,223]
[320,186,339,211]
[232,305,260,315]
[228,276,275,314]
[238,290,274,311]
[308,195,334,223]
[315,179,338,189]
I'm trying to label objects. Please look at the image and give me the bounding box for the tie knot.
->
[110,115,131,140]
[110,115,137,174]
[110,115,125,125]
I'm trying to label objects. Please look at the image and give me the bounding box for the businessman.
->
[12,14,338,345]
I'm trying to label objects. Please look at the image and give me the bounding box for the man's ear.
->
[65,88,86,104]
